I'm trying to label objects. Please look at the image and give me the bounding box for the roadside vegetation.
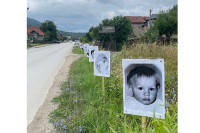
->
[72,46,84,54]
[49,43,177,133]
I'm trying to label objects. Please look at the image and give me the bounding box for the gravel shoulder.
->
[27,51,82,133]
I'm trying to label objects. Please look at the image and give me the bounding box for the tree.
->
[154,5,177,39]
[81,16,133,51]
[112,16,133,50]
[40,20,58,42]
[99,16,133,51]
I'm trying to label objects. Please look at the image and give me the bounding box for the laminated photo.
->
[86,45,90,57]
[83,44,88,53]
[122,59,165,119]
[94,51,110,77]
[89,46,98,62]
[80,43,83,49]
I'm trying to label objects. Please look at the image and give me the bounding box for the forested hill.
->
[27,17,85,38]
[58,30,85,38]
[27,17,42,26]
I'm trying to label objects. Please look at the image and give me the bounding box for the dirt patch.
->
[27,52,82,133]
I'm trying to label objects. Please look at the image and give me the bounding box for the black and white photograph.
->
[80,43,83,49]
[94,51,110,77]
[86,45,90,57]
[89,46,98,62]
[83,44,88,54]
[122,59,165,119]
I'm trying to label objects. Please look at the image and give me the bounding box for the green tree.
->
[40,20,58,42]
[154,5,177,39]
[81,16,133,51]
[112,16,133,50]
[99,16,133,51]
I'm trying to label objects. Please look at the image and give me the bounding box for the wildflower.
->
[64,130,67,133]
[165,103,169,106]
[75,100,77,103]
[173,94,176,97]
[168,99,171,101]
[77,110,79,113]
[166,108,168,111]
[172,76,175,79]
[60,122,63,126]
[171,90,175,93]
[175,81,178,84]
[63,125,67,129]
[69,116,72,120]
[53,131,56,133]
[53,122,57,126]
[73,127,76,130]
[61,119,64,122]
[79,125,82,131]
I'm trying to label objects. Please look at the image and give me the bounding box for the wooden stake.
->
[102,76,104,91]
[142,116,146,133]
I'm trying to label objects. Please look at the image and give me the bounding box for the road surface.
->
[27,42,74,125]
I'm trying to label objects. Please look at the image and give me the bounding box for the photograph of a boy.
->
[89,46,98,62]
[84,44,87,53]
[94,51,110,77]
[96,56,109,73]
[91,50,95,59]
[127,66,160,105]
[123,59,165,119]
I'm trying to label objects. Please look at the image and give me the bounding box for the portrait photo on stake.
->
[94,51,110,77]
[122,59,165,119]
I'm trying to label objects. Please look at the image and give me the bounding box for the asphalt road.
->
[27,42,74,125]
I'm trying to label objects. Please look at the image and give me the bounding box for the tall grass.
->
[49,43,178,133]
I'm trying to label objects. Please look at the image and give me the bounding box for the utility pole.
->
[149,9,152,28]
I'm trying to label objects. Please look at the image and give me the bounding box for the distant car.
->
[54,40,60,44]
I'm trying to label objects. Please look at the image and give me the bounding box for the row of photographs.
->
[76,41,165,119]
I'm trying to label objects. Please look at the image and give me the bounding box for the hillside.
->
[27,17,85,38]
[27,17,42,26]
[58,30,85,38]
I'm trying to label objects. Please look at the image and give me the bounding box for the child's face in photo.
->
[130,76,158,105]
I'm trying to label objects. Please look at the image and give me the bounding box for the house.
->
[27,26,44,41]
[125,16,149,39]
[57,33,63,40]
[144,14,158,28]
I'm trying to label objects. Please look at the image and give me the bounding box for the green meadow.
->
[49,43,178,133]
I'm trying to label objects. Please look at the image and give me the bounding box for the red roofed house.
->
[27,26,44,41]
[57,33,63,40]
[125,16,149,38]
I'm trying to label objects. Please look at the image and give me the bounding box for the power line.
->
[151,0,161,11]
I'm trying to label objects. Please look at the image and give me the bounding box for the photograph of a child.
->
[94,51,110,77]
[89,46,98,62]
[84,44,88,53]
[86,46,90,57]
[122,59,165,119]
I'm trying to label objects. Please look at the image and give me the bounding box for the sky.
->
[27,0,177,32]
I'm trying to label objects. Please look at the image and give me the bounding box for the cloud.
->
[27,0,177,32]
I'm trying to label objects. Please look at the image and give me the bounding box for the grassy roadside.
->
[49,43,178,133]
[72,46,84,54]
